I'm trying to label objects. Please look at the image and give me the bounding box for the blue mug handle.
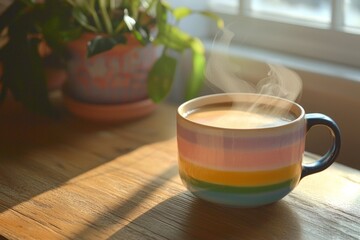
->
[301,113,341,179]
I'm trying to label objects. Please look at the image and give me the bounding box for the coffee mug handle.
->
[301,113,341,179]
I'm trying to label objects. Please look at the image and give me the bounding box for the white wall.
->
[298,69,360,169]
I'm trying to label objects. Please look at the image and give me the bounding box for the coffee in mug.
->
[186,104,296,129]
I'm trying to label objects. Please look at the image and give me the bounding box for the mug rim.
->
[177,93,305,131]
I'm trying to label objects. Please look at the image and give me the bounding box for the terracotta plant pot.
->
[63,33,158,122]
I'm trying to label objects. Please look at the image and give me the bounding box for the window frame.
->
[206,0,360,68]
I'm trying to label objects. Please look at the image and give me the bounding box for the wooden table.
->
[0,102,359,239]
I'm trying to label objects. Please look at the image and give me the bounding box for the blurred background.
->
[1,0,359,169]
[166,0,360,169]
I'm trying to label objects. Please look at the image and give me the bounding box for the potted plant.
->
[0,1,80,116]
[62,0,223,122]
[0,0,223,121]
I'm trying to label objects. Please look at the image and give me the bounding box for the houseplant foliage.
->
[0,1,80,115]
[67,0,223,103]
[0,0,223,115]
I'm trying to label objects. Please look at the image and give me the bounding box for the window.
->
[205,0,360,68]
[345,0,360,28]
[251,0,332,24]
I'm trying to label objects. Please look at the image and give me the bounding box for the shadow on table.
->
[71,165,179,239]
[110,193,301,240]
[0,103,177,213]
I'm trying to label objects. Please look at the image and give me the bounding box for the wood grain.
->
[0,102,359,239]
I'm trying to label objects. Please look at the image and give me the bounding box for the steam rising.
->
[205,27,302,119]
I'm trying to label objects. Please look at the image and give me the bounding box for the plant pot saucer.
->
[63,92,157,123]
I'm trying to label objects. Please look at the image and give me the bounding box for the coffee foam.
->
[187,103,296,129]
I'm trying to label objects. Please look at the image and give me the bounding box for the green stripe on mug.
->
[179,156,302,187]
[179,171,297,194]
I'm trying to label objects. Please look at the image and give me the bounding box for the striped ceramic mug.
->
[177,93,341,207]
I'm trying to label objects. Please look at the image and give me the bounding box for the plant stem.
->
[88,0,104,32]
[114,21,126,34]
[146,0,157,15]
[99,0,113,34]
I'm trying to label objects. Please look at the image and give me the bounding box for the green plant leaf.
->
[186,50,206,100]
[2,32,54,115]
[40,15,81,52]
[72,7,98,32]
[0,2,57,115]
[71,0,103,32]
[132,26,151,45]
[189,37,205,55]
[185,38,206,100]
[154,25,192,52]
[129,0,141,20]
[87,35,127,57]
[172,7,192,21]
[156,0,167,33]
[99,0,113,33]
[147,54,177,102]
[171,8,224,29]
[198,11,224,29]
[56,28,82,42]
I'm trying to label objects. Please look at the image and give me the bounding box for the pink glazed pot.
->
[65,33,157,104]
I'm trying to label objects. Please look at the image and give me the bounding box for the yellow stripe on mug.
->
[179,156,302,187]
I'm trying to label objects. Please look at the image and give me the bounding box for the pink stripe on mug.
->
[178,136,305,171]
